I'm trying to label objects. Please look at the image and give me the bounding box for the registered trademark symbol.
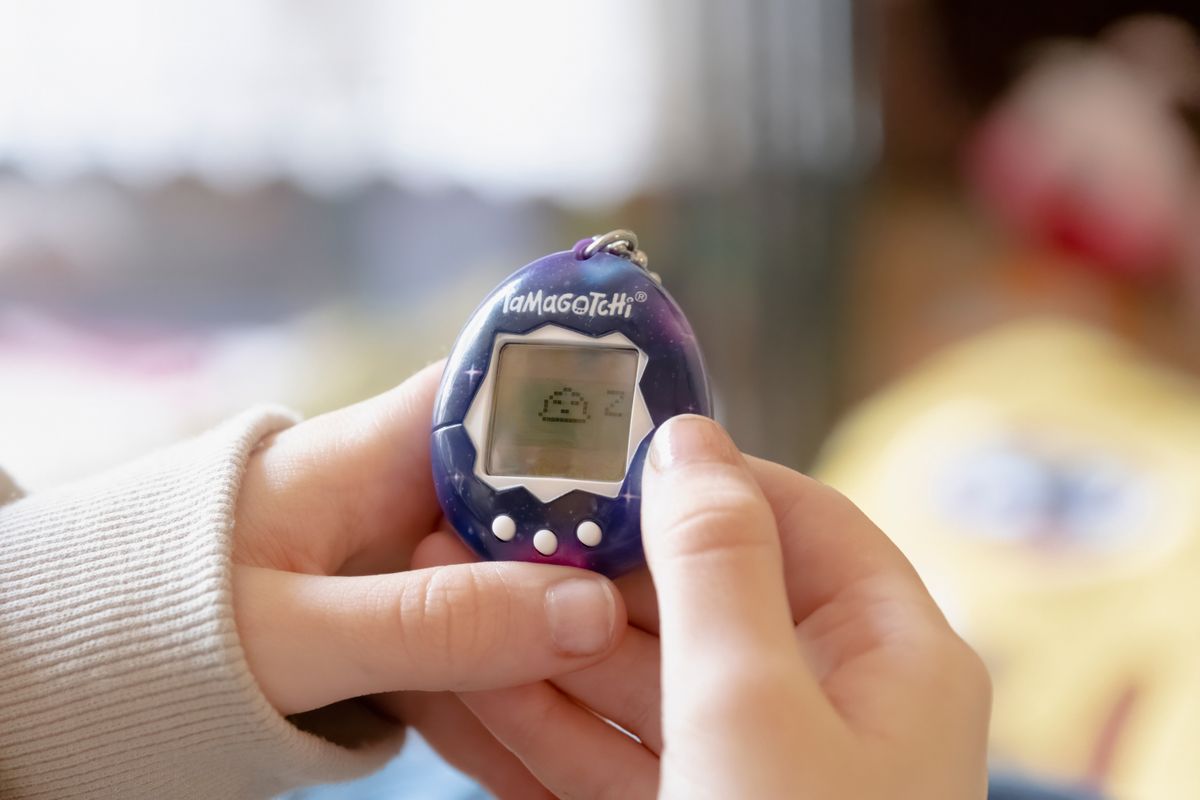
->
[634,291,648,303]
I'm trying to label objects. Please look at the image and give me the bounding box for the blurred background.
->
[0,0,871,490]
[5,1,1200,798]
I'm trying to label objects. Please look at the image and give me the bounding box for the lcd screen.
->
[486,344,639,480]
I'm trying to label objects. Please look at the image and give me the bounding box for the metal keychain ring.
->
[582,229,650,271]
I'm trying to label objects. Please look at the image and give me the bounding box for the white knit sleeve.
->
[0,408,404,799]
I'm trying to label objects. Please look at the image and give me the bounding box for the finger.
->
[642,417,855,790]
[744,456,942,623]
[462,682,658,799]
[374,692,552,800]
[411,528,477,570]
[415,529,658,632]
[615,566,658,634]
[234,360,445,574]
[415,530,665,753]
[234,561,627,714]
[551,625,664,754]
[640,415,802,669]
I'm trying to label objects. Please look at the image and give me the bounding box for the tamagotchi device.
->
[431,230,711,577]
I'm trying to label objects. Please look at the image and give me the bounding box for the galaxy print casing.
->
[431,246,711,578]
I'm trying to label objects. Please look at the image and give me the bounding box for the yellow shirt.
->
[817,318,1200,798]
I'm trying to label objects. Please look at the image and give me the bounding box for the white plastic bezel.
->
[463,324,652,503]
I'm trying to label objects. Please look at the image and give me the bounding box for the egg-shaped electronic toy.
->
[430,230,711,577]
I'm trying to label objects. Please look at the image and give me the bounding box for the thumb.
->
[641,415,800,664]
[641,416,841,776]
[234,562,626,715]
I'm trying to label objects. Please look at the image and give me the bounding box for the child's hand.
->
[228,364,627,771]
[440,415,991,798]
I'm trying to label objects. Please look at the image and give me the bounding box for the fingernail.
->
[649,414,738,471]
[545,578,616,656]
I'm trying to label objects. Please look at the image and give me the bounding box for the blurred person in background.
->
[825,2,1200,798]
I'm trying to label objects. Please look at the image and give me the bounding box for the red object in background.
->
[968,113,1177,282]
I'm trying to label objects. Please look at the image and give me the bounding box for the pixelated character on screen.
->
[539,388,590,423]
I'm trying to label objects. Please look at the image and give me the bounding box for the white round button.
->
[491,515,516,542]
[533,529,559,556]
[576,520,602,547]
